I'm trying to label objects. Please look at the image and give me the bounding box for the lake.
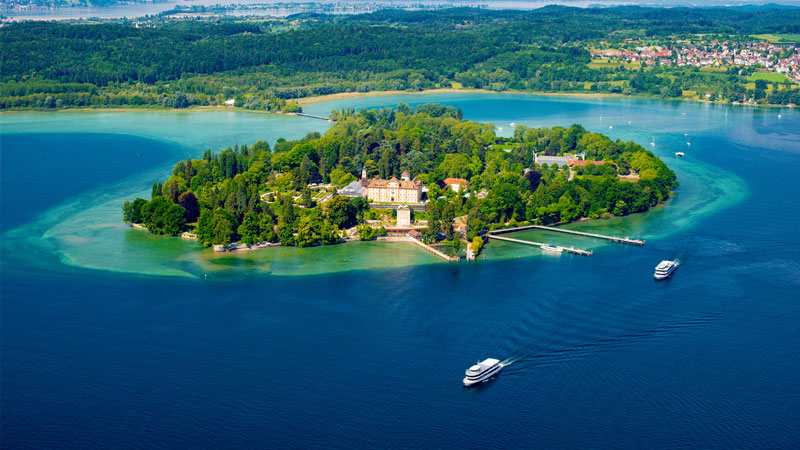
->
[2,94,799,449]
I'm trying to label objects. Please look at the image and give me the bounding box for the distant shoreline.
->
[292,88,618,105]
[1,88,793,115]
[292,88,795,110]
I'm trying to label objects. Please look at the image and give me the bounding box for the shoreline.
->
[2,88,795,116]
[293,88,620,106]
[291,88,795,109]
[0,105,282,115]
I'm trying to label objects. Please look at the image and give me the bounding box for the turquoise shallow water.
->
[2,95,800,449]
[0,96,760,276]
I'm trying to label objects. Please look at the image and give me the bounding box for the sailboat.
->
[686,136,691,146]
[650,136,655,146]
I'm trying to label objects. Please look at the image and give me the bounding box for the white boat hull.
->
[463,365,502,386]
[654,262,678,280]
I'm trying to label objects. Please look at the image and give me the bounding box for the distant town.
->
[591,39,800,84]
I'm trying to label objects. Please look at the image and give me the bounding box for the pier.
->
[294,112,335,122]
[488,234,593,256]
[490,224,645,246]
[406,234,460,262]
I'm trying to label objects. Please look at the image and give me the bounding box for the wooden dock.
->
[406,235,460,262]
[488,234,593,256]
[490,224,645,246]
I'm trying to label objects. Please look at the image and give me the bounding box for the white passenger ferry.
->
[463,358,502,386]
[654,260,679,280]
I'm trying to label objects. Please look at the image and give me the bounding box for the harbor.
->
[489,224,645,246]
[487,234,593,256]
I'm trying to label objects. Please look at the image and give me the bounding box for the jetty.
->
[488,234,593,256]
[406,234,460,262]
[490,224,645,246]
[295,112,335,122]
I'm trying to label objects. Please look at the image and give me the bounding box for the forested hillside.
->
[3,6,799,110]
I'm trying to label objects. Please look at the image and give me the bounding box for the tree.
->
[140,196,186,236]
[122,198,148,224]
[469,236,484,257]
[237,211,261,246]
[357,224,377,241]
[378,147,397,179]
[465,206,486,240]
[179,191,200,223]
[151,182,163,200]
[281,195,296,225]
[320,221,342,245]
[196,209,214,246]
[525,170,543,192]
[123,200,134,223]
[211,216,233,246]
[258,214,278,243]
[442,203,455,240]
[295,216,320,248]
[481,182,523,223]
[277,218,295,246]
[322,195,357,229]
[301,187,314,208]
[438,153,473,179]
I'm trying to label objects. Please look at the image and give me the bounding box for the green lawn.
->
[588,59,641,70]
[752,34,800,43]
[748,72,791,83]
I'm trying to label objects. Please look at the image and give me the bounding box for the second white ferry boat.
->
[654,260,679,280]
[463,358,502,386]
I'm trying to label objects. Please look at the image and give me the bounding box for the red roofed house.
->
[443,178,469,193]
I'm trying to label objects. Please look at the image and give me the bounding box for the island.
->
[122,103,677,257]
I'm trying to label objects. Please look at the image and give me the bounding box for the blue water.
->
[2,96,800,449]
[0,133,179,230]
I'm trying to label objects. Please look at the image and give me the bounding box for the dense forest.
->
[2,6,800,110]
[123,104,677,248]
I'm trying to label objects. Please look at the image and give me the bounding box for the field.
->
[587,59,641,70]
[752,33,800,43]
[748,72,791,83]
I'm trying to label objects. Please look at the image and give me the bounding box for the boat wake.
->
[499,357,518,367]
